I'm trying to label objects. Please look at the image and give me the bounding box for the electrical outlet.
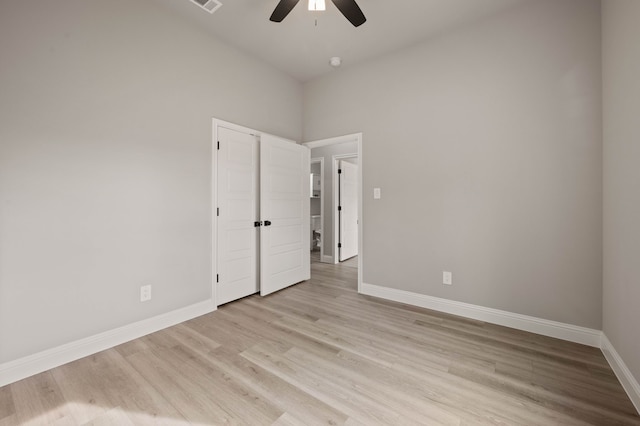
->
[373,188,381,199]
[140,284,152,302]
[443,271,452,286]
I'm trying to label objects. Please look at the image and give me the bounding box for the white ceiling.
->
[155,0,529,82]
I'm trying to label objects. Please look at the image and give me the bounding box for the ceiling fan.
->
[270,0,367,27]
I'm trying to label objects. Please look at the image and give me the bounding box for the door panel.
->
[339,160,358,261]
[260,134,310,296]
[217,127,259,305]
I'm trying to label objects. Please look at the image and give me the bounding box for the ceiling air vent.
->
[189,0,222,14]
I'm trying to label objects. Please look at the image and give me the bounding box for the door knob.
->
[264,220,272,226]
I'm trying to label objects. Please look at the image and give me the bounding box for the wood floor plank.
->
[201,346,350,426]
[271,412,311,426]
[215,303,342,359]
[0,385,15,423]
[10,372,75,426]
[273,314,452,374]
[283,346,462,425]
[157,323,222,358]
[157,344,284,424]
[240,341,409,425]
[0,414,18,426]
[50,349,187,425]
[289,296,512,371]
[449,363,640,425]
[125,346,246,425]
[83,407,137,426]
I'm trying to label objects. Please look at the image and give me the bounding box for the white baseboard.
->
[321,255,334,264]
[0,299,216,387]
[601,334,640,413]
[360,283,602,347]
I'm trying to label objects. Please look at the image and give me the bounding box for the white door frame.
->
[302,133,363,294]
[310,157,325,260]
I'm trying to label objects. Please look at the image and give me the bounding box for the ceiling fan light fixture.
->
[271,0,365,27]
[308,0,325,11]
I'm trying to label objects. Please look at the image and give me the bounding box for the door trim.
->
[302,133,363,294]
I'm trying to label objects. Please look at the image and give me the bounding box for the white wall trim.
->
[321,255,334,264]
[360,283,602,347]
[601,334,640,413]
[0,299,216,387]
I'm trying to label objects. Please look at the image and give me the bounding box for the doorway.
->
[303,133,362,292]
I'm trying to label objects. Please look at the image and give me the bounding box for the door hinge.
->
[338,206,342,211]
[338,243,342,248]
[217,207,219,216]
[216,274,219,283]
[217,141,220,150]
[338,169,342,174]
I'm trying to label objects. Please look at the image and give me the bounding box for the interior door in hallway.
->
[260,134,310,296]
[216,127,259,305]
[339,160,358,261]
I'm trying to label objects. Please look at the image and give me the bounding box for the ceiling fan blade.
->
[330,0,366,27]
[270,0,301,22]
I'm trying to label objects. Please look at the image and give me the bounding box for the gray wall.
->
[310,142,358,258]
[304,0,602,328]
[603,0,640,386]
[0,0,301,363]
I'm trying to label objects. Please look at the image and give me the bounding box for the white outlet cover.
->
[140,285,152,302]
[443,271,452,285]
[374,188,381,199]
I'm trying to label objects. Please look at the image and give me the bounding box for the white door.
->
[339,160,358,261]
[260,134,310,296]
[217,127,259,305]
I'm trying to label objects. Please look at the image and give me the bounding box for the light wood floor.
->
[1,260,639,425]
